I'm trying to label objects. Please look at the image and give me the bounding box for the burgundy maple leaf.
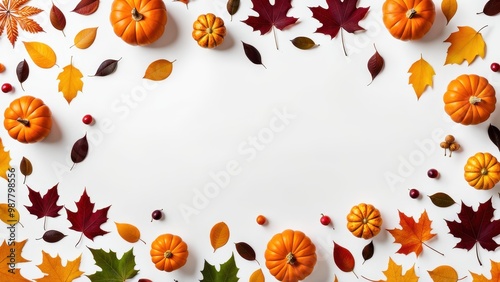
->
[24,184,63,230]
[242,0,298,49]
[65,188,110,246]
[309,0,369,56]
[445,197,500,266]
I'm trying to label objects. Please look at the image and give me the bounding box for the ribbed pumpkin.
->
[464,152,500,190]
[150,233,188,272]
[110,0,167,46]
[265,229,317,282]
[443,74,496,125]
[382,0,435,41]
[4,95,52,143]
[346,203,383,239]
[192,13,226,48]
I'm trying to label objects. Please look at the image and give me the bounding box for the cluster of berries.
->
[440,135,460,157]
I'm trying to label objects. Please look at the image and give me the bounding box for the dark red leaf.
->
[483,0,500,16]
[71,134,89,169]
[445,197,500,265]
[227,0,240,20]
[138,279,153,282]
[91,58,121,77]
[24,184,63,220]
[16,59,29,91]
[65,188,110,246]
[242,41,266,68]
[361,240,374,263]
[367,44,384,85]
[310,0,369,55]
[72,0,100,15]
[488,124,500,152]
[50,3,66,35]
[41,230,66,243]
[235,242,256,261]
[333,241,355,273]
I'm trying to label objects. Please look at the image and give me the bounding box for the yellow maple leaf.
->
[470,260,500,282]
[382,257,419,282]
[57,60,83,104]
[408,55,435,100]
[0,138,11,181]
[444,26,486,65]
[0,239,31,282]
[35,251,84,282]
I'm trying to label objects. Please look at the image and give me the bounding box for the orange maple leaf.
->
[443,25,486,65]
[0,239,31,281]
[382,257,419,282]
[387,210,442,257]
[35,251,84,282]
[470,260,500,282]
[0,0,44,47]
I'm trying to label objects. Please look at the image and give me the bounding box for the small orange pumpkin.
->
[443,74,496,125]
[346,203,383,239]
[150,233,188,272]
[192,13,226,48]
[4,95,52,143]
[382,0,436,41]
[464,152,500,190]
[264,229,317,282]
[110,0,167,46]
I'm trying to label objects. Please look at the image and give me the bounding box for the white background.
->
[1,0,500,281]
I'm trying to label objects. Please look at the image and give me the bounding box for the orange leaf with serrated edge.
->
[387,210,440,257]
[35,251,84,282]
[470,260,500,281]
[441,0,457,25]
[0,0,44,47]
[408,55,435,100]
[57,59,84,104]
[0,239,31,282]
[428,265,458,282]
[210,221,230,252]
[0,138,11,181]
[249,268,265,282]
[380,257,419,282]
[444,26,486,65]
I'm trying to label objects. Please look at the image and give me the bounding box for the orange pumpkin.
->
[4,95,52,143]
[382,0,435,41]
[443,74,496,125]
[264,229,317,282]
[464,152,500,190]
[150,233,188,272]
[192,13,226,48]
[110,0,167,46]
[346,203,383,239]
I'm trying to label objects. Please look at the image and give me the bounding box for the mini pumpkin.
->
[110,0,167,46]
[443,74,496,125]
[265,229,316,282]
[4,95,52,144]
[464,152,500,190]
[382,0,435,41]
[192,13,226,48]
[150,233,188,272]
[347,203,383,239]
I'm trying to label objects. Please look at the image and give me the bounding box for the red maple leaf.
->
[65,188,110,246]
[445,197,500,266]
[242,0,298,49]
[24,184,63,229]
[309,0,369,56]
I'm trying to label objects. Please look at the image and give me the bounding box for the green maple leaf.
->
[87,247,139,282]
[200,253,239,282]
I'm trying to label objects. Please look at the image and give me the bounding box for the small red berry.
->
[151,209,163,222]
[82,114,93,125]
[409,188,420,199]
[256,215,266,225]
[320,214,331,226]
[491,62,500,72]
[427,168,439,178]
[1,83,13,93]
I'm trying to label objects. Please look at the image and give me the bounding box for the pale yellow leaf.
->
[408,55,435,100]
[57,61,84,104]
[0,138,11,181]
[210,221,230,252]
[23,41,57,68]
[444,26,486,65]
[143,59,175,81]
[441,0,457,25]
[249,268,265,282]
[73,27,98,49]
[35,251,84,282]
[0,203,19,225]
[428,265,458,282]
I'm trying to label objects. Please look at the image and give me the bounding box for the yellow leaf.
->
[441,0,457,25]
[72,27,98,49]
[0,203,20,225]
[115,222,143,243]
[143,59,175,81]
[408,55,435,100]
[428,265,458,282]
[210,221,230,252]
[444,26,486,65]
[23,41,57,69]
[0,138,11,181]
[35,251,84,282]
[470,260,500,282]
[249,268,265,282]
[57,60,84,104]
[382,257,419,282]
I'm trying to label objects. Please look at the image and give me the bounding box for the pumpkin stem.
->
[406,8,417,19]
[131,8,144,21]
[469,96,482,105]
[286,252,296,265]
[16,118,30,127]
[206,27,213,34]
[481,168,489,175]
[164,250,173,258]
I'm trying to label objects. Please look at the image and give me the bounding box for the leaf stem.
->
[75,232,83,247]
[476,243,482,266]
[43,216,47,231]
[423,242,444,256]
[340,29,347,56]
[352,270,359,279]
[272,26,279,50]
[477,25,488,34]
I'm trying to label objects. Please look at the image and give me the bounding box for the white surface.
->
[1,0,500,281]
